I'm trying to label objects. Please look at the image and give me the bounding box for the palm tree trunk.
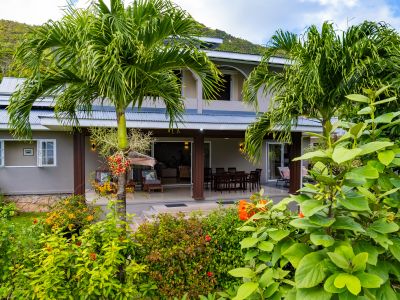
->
[116,111,128,223]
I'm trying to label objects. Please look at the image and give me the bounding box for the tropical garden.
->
[1,0,400,299]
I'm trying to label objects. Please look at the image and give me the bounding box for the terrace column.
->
[73,130,86,196]
[192,131,204,200]
[289,132,302,194]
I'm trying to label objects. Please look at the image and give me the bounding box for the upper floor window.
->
[204,74,231,101]
[38,140,56,167]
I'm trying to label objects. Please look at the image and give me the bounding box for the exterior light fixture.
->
[90,140,96,151]
[239,142,245,154]
[200,128,203,132]
[184,141,189,150]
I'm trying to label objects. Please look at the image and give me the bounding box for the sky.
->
[1,0,400,45]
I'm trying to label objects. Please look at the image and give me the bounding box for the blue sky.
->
[1,0,400,44]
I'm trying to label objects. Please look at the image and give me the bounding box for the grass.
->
[10,212,46,234]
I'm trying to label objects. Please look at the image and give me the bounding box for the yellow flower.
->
[87,215,94,222]
[68,213,75,219]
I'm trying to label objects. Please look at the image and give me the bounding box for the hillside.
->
[0,19,32,80]
[0,19,266,80]
[198,26,266,55]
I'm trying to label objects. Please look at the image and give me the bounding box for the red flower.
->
[89,252,97,261]
[33,218,38,224]
[207,271,213,277]
[76,241,82,247]
[205,235,211,242]
[298,211,304,218]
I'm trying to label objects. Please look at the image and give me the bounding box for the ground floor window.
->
[0,139,56,167]
[38,140,56,167]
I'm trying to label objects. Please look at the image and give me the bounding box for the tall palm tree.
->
[243,21,400,161]
[8,0,221,220]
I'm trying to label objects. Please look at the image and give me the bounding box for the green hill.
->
[198,26,266,55]
[0,19,32,80]
[0,19,266,80]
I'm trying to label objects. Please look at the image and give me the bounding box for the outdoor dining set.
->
[204,167,262,192]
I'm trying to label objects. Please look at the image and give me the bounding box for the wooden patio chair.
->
[276,167,290,187]
[141,169,163,192]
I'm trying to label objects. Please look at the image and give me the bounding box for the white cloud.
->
[1,0,400,45]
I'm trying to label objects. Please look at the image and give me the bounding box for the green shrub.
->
[203,207,247,290]
[44,194,99,235]
[9,208,146,299]
[134,210,246,298]
[0,216,44,298]
[0,194,17,219]
[228,88,400,299]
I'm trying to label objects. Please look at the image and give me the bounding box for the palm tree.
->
[7,0,221,220]
[243,21,400,161]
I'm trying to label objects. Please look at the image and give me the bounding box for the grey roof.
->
[0,105,322,132]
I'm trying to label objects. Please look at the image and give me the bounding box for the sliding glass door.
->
[267,143,289,181]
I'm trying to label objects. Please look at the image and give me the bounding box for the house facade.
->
[0,41,320,203]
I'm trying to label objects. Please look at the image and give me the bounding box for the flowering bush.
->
[108,152,131,176]
[92,179,117,195]
[134,209,246,298]
[9,208,147,299]
[44,195,99,234]
[237,194,268,221]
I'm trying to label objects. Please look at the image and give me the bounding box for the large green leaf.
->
[357,272,383,288]
[258,241,274,252]
[324,274,345,293]
[229,268,255,278]
[259,269,273,288]
[310,234,335,248]
[290,218,321,229]
[293,150,328,161]
[301,200,329,217]
[359,141,393,155]
[378,150,395,166]
[240,237,259,249]
[296,287,332,300]
[334,273,361,295]
[346,165,379,179]
[268,229,290,241]
[351,252,368,272]
[309,214,336,227]
[295,252,327,288]
[282,243,312,268]
[369,219,399,234]
[338,192,370,212]
[332,147,362,164]
[327,252,350,270]
[232,282,258,300]
[373,111,400,123]
[353,241,379,265]
[389,238,400,262]
[346,94,369,103]
[332,217,365,232]
[357,106,372,115]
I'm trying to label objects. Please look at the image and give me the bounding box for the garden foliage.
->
[7,206,146,299]
[134,208,246,298]
[0,194,17,219]
[44,195,99,235]
[228,88,400,299]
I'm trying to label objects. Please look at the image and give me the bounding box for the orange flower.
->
[86,215,94,222]
[239,210,249,221]
[89,253,97,261]
[298,212,304,218]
